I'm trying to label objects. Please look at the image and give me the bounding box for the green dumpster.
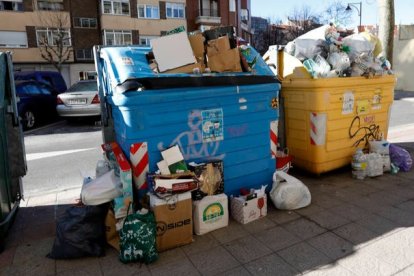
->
[0,52,26,251]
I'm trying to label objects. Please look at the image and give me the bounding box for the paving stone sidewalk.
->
[1,142,414,276]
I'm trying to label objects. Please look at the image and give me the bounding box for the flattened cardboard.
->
[207,48,242,73]
[151,32,196,72]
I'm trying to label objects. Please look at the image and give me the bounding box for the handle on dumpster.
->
[277,46,285,82]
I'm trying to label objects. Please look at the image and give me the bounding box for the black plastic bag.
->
[47,204,108,259]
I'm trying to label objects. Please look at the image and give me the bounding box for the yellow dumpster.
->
[270,50,396,174]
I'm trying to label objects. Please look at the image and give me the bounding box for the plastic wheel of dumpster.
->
[281,75,396,174]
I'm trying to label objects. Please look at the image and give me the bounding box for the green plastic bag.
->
[119,206,158,264]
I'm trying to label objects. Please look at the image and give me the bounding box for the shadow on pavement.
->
[0,142,413,275]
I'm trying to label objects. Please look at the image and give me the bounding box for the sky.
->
[251,0,413,28]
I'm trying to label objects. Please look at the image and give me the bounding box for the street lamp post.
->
[346,2,362,30]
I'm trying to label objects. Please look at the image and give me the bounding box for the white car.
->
[56,80,101,118]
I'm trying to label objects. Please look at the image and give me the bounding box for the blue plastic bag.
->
[389,144,413,172]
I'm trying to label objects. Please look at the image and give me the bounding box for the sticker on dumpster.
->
[201,109,224,142]
[357,100,370,114]
[342,91,354,115]
[119,57,134,66]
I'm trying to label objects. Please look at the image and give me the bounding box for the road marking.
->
[26,148,97,161]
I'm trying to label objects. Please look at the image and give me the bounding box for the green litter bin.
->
[0,52,26,251]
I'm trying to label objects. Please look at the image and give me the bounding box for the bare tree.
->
[322,0,352,26]
[286,5,321,40]
[36,12,72,73]
[378,0,394,64]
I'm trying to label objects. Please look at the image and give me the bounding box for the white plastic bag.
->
[81,170,122,205]
[269,171,311,210]
[366,153,384,177]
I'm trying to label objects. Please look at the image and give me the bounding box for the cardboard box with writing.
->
[230,194,267,224]
[149,192,193,252]
[193,194,228,235]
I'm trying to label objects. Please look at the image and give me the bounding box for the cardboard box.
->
[188,33,205,60]
[193,194,228,235]
[162,62,203,74]
[150,192,193,252]
[102,142,133,219]
[206,35,231,57]
[151,32,196,72]
[207,48,242,73]
[230,194,267,224]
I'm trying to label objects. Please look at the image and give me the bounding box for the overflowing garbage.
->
[285,23,393,78]
[351,140,413,180]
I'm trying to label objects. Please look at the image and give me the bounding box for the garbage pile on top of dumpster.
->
[282,23,393,79]
[139,25,260,75]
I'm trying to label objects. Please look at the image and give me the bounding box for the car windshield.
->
[67,81,97,92]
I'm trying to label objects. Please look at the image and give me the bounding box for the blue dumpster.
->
[95,45,280,195]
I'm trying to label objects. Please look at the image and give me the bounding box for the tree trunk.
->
[378,0,394,64]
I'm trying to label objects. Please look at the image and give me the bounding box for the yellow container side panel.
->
[282,75,396,174]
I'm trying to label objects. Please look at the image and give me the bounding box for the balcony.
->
[195,9,221,25]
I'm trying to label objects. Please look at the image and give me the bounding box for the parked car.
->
[14,71,67,93]
[15,80,59,130]
[56,80,100,118]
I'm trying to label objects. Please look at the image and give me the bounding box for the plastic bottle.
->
[351,149,367,180]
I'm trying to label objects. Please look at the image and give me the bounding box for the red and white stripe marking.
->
[130,142,149,190]
[270,120,278,158]
[310,113,327,146]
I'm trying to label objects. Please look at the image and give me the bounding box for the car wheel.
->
[22,109,36,130]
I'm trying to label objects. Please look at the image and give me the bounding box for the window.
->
[73,17,97,28]
[22,84,42,95]
[37,0,64,11]
[166,2,185,18]
[102,0,129,15]
[0,0,23,11]
[76,49,93,60]
[0,31,27,48]
[138,4,159,19]
[229,0,236,12]
[241,9,249,21]
[36,28,71,47]
[103,30,132,46]
[139,36,157,46]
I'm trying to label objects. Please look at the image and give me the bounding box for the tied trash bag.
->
[119,206,158,264]
[389,144,413,172]
[47,204,108,259]
[270,171,311,210]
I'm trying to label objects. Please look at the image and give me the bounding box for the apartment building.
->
[186,0,252,42]
[0,0,251,86]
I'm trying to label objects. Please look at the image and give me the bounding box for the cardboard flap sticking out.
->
[188,33,205,59]
[206,35,231,57]
[151,32,196,72]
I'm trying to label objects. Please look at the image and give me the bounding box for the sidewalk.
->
[1,143,414,276]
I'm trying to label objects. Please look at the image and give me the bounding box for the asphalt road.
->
[21,91,414,197]
[23,120,103,197]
